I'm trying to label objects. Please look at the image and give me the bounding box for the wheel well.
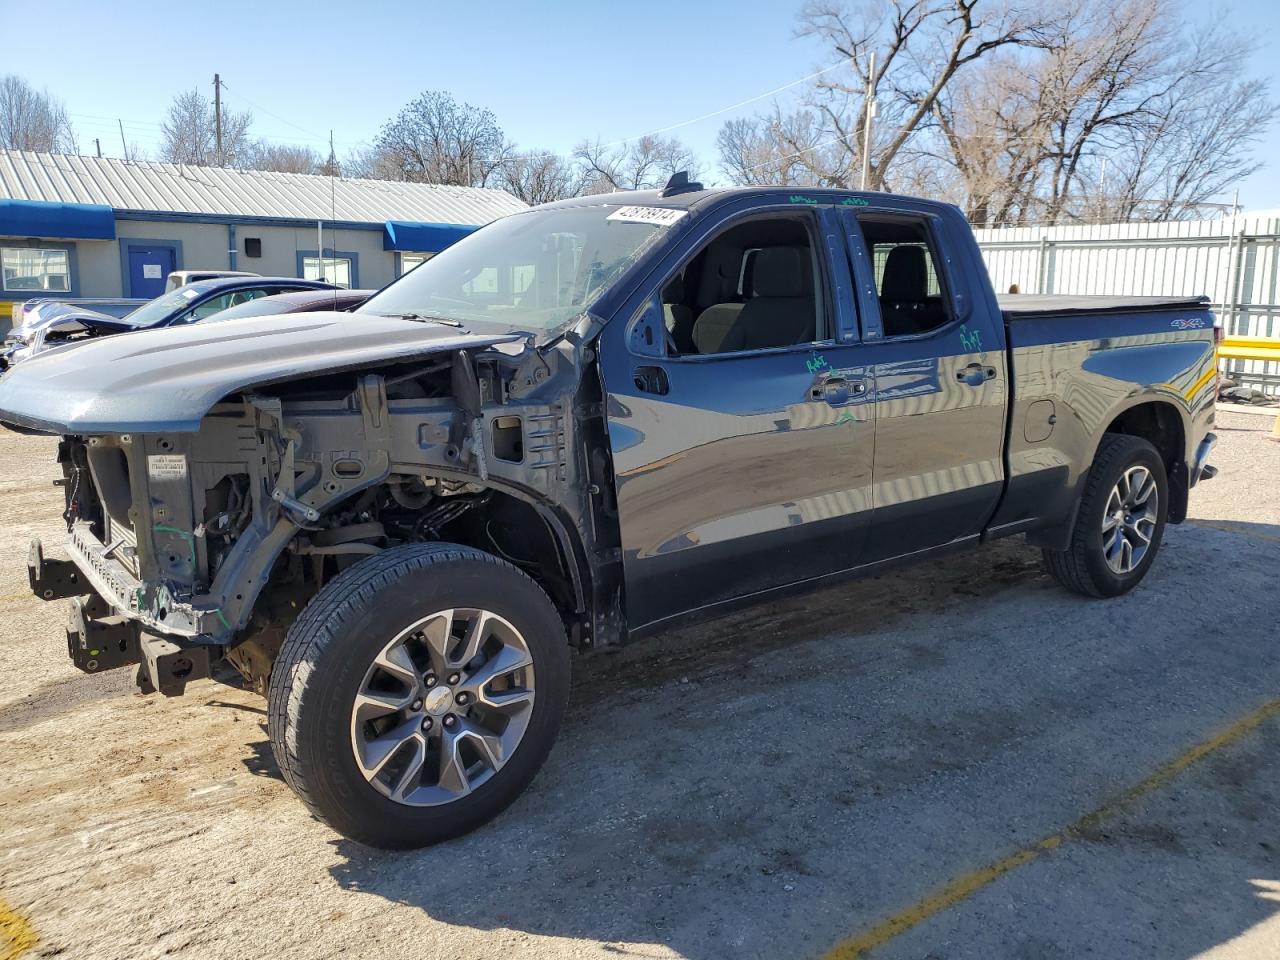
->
[439,490,584,634]
[1104,402,1185,474]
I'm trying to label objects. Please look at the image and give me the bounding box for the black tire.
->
[1042,433,1169,598]
[267,542,570,849]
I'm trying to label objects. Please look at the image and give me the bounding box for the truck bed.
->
[998,294,1210,319]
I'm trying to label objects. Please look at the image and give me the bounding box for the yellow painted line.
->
[0,897,38,960]
[1186,519,1280,545]
[823,697,1280,960]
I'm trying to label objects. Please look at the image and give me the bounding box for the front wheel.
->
[1042,433,1169,598]
[268,543,570,849]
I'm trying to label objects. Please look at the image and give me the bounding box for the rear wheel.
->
[268,543,570,849]
[1042,434,1169,598]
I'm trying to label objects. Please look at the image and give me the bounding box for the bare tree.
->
[0,75,76,152]
[718,0,1275,225]
[160,88,252,167]
[373,91,508,187]
[793,0,1048,190]
[943,0,1277,224]
[1088,11,1275,221]
[249,141,321,174]
[574,135,700,193]
[717,112,835,186]
[499,150,587,204]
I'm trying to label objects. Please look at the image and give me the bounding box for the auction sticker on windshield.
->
[606,206,688,227]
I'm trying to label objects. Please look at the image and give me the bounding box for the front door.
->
[598,206,875,631]
[127,245,176,299]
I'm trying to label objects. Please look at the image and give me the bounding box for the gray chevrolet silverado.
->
[0,180,1217,848]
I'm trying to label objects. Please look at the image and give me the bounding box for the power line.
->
[63,59,853,174]
[210,60,849,165]
[595,61,847,151]
[217,81,335,143]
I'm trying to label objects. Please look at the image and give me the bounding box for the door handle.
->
[811,376,867,405]
[956,362,995,386]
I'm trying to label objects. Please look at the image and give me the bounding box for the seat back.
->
[879,245,939,336]
[692,246,815,353]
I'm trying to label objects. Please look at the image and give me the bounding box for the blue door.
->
[127,245,176,298]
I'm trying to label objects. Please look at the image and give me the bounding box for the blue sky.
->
[8,0,1280,209]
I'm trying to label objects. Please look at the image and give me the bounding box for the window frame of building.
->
[398,252,433,277]
[0,242,78,298]
[298,249,359,289]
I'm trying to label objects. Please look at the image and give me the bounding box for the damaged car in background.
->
[0,177,1218,849]
[1,275,338,371]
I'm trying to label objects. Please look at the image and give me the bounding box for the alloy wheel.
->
[1101,465,1159,575]
[349,608,535,806]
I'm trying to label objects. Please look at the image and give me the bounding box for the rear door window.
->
[855,217,952,338]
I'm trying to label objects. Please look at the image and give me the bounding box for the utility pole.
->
[860,51,877,191]
[94,138,101,158]
[1099,155,1108,220]
[213,73,223,165]
[317,219,325,282]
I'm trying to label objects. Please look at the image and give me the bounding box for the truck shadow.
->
[318,524,1279,959]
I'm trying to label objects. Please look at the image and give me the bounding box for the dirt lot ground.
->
[1,410,1277,960]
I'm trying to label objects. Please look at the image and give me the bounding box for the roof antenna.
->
[661,170,703,197]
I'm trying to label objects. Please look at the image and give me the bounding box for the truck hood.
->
[0,311,522,434]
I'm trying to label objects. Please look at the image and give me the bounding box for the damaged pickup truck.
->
[0,179,1218,849]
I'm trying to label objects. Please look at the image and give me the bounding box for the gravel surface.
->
[1,411,1277,960]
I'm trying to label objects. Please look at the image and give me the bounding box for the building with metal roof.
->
[0,150,526,327]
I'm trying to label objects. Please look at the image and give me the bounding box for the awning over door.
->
[0,199,116,240]
[383,220,476,252]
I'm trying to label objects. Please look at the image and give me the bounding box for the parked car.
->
[1,180,1217,850]
[204,288,375,322]
[166,270,260,292]
[0,276,337,370]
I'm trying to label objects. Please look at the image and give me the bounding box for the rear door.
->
[598,202,876,631]
[838,208,1007,559]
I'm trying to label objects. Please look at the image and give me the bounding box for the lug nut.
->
[447,673,460,685]
[421,717,433,731]
[443,715,456,728]
[425,675,437,687]
[411,699,423,711]
[455,692,469,706]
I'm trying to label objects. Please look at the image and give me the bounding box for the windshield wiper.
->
[379,312,466,328]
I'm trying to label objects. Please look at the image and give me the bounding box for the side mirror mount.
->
[627,297,668,359]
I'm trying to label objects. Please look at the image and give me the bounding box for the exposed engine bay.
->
[36,340,618,697]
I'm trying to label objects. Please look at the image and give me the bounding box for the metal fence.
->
[973,215,1280,393]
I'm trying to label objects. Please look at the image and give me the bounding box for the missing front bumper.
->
[136,632,213,697]
[31,534,220,696]
[28,538,87,600]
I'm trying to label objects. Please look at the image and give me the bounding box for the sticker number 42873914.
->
[606,206,688,227]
